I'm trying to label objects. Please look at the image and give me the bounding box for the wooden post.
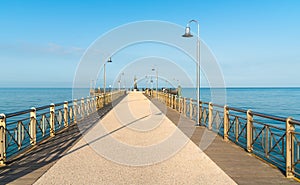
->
[73,99,77,124]
[0,114,6,166]
[96,96,99,109]
[208,102,213,130]
[189,98,193,119]
[199,101,203,125]
[178,97,180,112]
[50,104,55,137]
[63,101,68,128]
[286,117,295,178]
[92,97,96,112]
[86,97,90,116]
[223,105,229,141]
[183,98,186,116]
[81,98,85,118]
[30,107,37,145]
[246,110,253,152]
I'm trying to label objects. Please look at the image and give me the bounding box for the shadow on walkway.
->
[0,95,126,185]
[149,97,299,185]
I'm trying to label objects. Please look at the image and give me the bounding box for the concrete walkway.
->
[34,92,236,185]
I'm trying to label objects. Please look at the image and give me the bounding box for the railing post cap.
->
[247,109,252,114]
[0,113,6,119]
[30,107,36,111]
[50,103,55,106]
[286,117,293,122]
[64,101,68,103]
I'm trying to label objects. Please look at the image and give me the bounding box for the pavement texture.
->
[0,95,125,185]
[34,92,236,185]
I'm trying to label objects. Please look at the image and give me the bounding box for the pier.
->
[0,91,299,184]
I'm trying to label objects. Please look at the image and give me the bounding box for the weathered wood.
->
[150,98,298,185]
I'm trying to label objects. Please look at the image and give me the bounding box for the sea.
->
[0,88,300,121]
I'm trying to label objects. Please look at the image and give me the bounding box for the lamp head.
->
[182,26,193,37]
[107,57,112,63]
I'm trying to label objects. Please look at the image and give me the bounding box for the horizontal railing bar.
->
[251,111,286,122]
[213,103,224,108]
[289,119,300,126]
[228,114,247,121]
[6,109,32,118]
[55,102,65,106]
[252,120,285,131]
[35,105,51,111]
[228,106,247,113]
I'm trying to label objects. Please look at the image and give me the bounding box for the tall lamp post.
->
[104,57,112,94]
[182,20,200,126]
[152,66,158,98]
[104,57,112,104]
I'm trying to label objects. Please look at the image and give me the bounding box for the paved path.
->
[34,92,236,185]
[0,97,121,185]
[150,97,299,185]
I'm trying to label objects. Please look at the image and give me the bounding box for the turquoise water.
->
[0,88,300,120]
[0,88,87,114]
[182,88,300,120]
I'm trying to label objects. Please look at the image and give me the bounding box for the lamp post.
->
[182,20,200,126]
[118,72,124,92]
[103,57,112,104]
[152,66,158,99]
[104,57,112,94]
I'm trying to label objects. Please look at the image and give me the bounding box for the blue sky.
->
[0,0,300,87]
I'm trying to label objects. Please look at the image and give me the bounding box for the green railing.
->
[0,91,125,166]
[149,90,300,178]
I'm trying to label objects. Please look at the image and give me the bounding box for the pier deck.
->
[150,97,299,184]
[0,92,298,184]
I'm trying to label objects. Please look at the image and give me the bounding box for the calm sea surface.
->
[0,88,300,120]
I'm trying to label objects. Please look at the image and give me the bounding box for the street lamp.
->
[182,20,200,126]
[103,57,112,105]
[118,72,124,92]
[104,57,112,94]
[152,66,158,99]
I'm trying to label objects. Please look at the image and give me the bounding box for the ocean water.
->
[0,88,89,114]
[182,88,300,120]
[0,88,300,120]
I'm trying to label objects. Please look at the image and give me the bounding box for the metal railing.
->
[0,90,125,166]
[149,90,300,178]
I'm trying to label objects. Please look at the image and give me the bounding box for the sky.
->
[0,0,300,88]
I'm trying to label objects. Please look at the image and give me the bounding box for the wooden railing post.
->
[223,105,229,141]
[73,99,77,124]
[183,98,186,116]
[246,110,253,152]
[81,97,85,118]
[92,97,96,112]
[50,104,55,137]
[30,107,37,145]
[208,102,213,130]
[178,96,181,113]
[0,114,6,166]
[171,94,174,109]
[199,101,203,125]
[286,117,295,178]
[86,97,90,116]
[173,95,176,110]
[189,98,193,119]
[96,96,99,109]
[63,101,68,128]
